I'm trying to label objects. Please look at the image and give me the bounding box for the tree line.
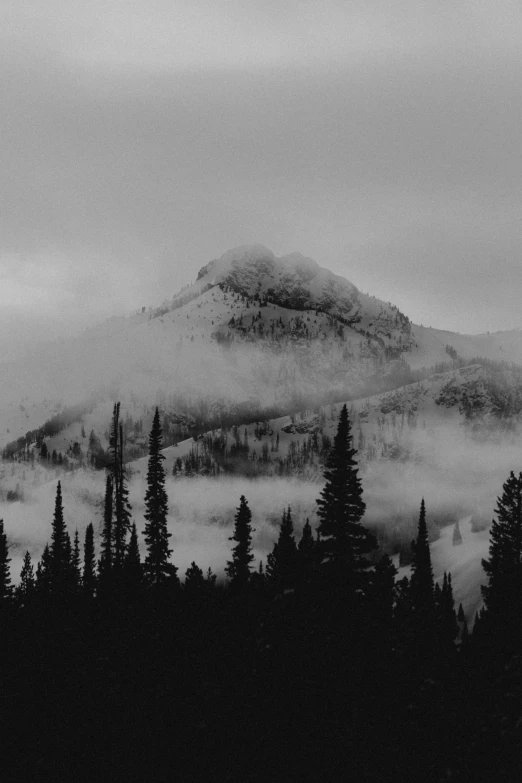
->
[0,403,521,779]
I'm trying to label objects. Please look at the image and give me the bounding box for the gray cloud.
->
[2,0,522,355]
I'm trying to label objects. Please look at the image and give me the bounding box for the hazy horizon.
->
[3,1,522,357]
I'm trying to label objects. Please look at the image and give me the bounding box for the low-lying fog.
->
[1,418,520,624]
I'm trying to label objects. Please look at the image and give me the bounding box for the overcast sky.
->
[2,0,522,357]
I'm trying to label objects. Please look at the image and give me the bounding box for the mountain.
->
[195,243,411,338]
[2,243,522,457]
[0,244,411,444]
[2,244,522,616]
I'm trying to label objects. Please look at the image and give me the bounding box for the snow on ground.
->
[431,517,489,626]
[398,516,489,627]
[409,324,522,370]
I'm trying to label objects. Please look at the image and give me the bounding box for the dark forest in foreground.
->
[0,404,521,781]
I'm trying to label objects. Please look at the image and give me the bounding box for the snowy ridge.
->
[2,243,522,457]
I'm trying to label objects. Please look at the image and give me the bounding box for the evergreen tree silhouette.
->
[50,481,69,591]
[316,404,376,591]
[435,571,458,643]
[457,603,465,623]
[124,522,143,594]
[184,561,205,593]
[266,507,297,589]
[36,544,52,596]
[64,532,72,567]
[143,408,172,585]
[482,471,522,621]
[297,518,317,586]
[98,474,113,586]
[410,498,434,614]
[251,559,267,591]
[114,417,132,570]
[205,567,217,588]
[0,520,12,600]
[18,551,34,603]
[83,523,96,598]
[71,529,82,590]
[107,403,132,571]
[225,495,255,590]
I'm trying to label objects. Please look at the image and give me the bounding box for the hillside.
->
[4,243,522,455]
[2,242,522,613]
[0,245,416,447]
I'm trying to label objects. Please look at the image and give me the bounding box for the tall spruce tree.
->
[50,481,69,589]
[71,529,82,590]
[225,495,255,590]
[482,471,522,620]
[316,404,376,591]
[83,523,96,598]
[410,498,434,614]
[111,406,132,570]
[266,507,297,589]
[143,408,172,585]
[98,474,113,584]
[0,520,12,600]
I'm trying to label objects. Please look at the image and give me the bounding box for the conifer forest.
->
[0,401,521,781]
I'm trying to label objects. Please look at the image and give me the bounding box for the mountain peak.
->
[196,244,275,282]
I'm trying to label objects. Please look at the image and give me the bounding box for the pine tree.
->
[109,403,121,483]
[124,522,142,594]
[296,518,317,586]
[98,474,113,584]
[410,498,434,614]
[184,561,205,593]
[435,571,458,642]
[71,529,82,590]
[36,544,52,596]
[225,495,255,591]
[82,523,96,597]
[316,404,376,591]
[482,471,522,620]
[143,408,172,585]
[0,520,12,601]
[18,551,34,602]
[266,507,297,590]
[50,481,69,590]
[112,409,132,570]
[457,603,465,623]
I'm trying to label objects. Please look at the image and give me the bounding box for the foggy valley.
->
[3,1,522,777]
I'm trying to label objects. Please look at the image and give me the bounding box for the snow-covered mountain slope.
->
[195,244,414,346]
[2,243,522,457]
[0,249,414,447]
[408,325,522,369]
[212,361,522,473]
